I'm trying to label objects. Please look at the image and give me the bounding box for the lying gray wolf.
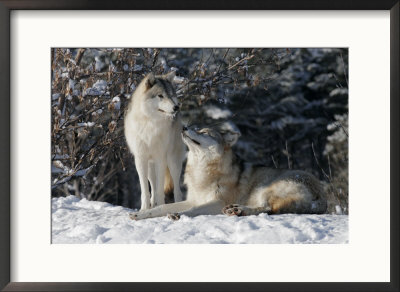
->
[130,125,327,220]
[124,72,185,210]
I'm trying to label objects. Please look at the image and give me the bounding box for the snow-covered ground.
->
[52,196,348,244]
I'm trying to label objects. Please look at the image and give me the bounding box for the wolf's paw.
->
[167,213,181,221]
[129,212,144,220]
[129,213,139,220]
[129,211,149,221]
[222,204,245,216]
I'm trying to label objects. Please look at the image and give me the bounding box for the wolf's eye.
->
[158,94,164,99]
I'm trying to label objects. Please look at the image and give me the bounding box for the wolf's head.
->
[182,124,241,160]
[136,72,180,120]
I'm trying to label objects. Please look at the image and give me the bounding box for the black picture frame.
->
[0,1,399,291]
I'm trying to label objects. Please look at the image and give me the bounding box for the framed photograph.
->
[1,1,399,291]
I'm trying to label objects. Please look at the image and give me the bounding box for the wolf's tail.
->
[164,167,174,200]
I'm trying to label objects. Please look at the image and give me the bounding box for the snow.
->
[133,64,143,72]
[111,96,121,110]
[329,88,348,97]
[94,56,103,72]
[68,79,76,91]
[205,106,232,119]
[173,75,185,84]
[77,122,95,127]
[270,116,325,131]
[129,82,136,92]
[84,80,107,96]
[335,205,343,215]
[52,93,60,101]
[52,196,348,244]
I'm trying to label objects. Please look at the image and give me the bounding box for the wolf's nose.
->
[173,105,179,112]
[182,126,188,131]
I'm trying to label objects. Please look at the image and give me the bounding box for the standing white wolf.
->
[124,72,185,210]
[130,125,327,220]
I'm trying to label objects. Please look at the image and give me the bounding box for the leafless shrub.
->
[51,48,348,213]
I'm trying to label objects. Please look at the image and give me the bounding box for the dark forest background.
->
[51,48,348,214]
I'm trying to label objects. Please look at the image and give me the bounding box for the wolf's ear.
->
[145,73,156,90]
[163,71,176,83]
[222,130,241,148]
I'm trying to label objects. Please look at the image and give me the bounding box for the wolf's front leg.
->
[151,159,167,207]
[134,157,150,210]
[168,200,225,220]
[167,156,183,203]
[147,162,156,205]
[130,200,193,220]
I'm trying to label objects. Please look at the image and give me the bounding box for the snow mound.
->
[204,106,232,119]
[84,80,107,96]
[52,196,348,244]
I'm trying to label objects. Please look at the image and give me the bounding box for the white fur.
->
[130,126,326,220]
[124,73,185,210]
